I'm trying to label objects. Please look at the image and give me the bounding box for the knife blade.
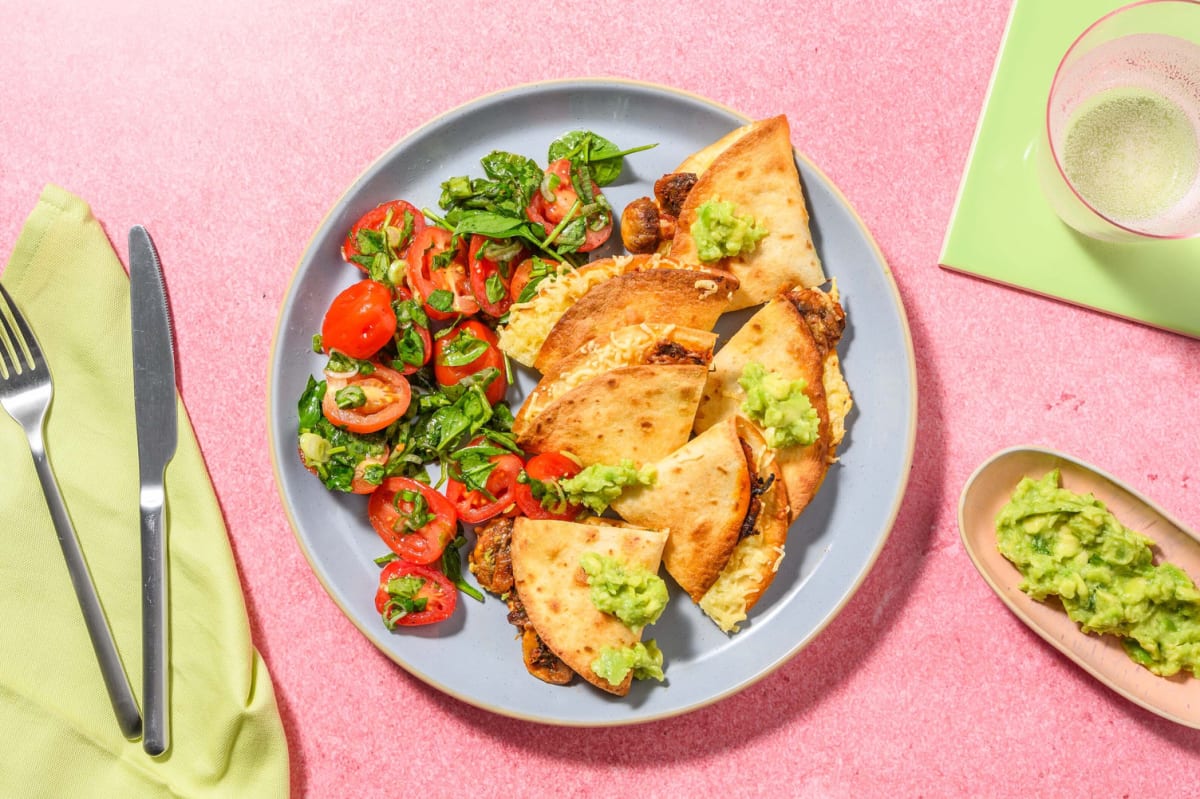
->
[130,225,177,756]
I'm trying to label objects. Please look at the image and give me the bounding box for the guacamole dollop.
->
[559,460,656,515]
[738,362,819,448]
[579,552,668,628]
[691,199,768,262]
[591,640,665,686]
[996,470,1200,677]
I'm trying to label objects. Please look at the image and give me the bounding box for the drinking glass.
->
[1040,0,1200,242]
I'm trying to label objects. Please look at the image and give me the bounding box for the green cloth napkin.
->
[0,186,289,797]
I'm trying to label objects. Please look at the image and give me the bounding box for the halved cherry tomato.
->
[405,227,478,321]
[515,452,583,521]
[368,477,458,564]
[342,200,426,271]
[526,158,613,253]
[390,286,432,375]
[322,363,411,434]
[467,235,524,318]
[446,451,524,524]
[374,559,456,627]
[321,280,397,360]
[509,257,537,305]
[433,319,508,406]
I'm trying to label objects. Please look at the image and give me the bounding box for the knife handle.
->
[29,433,143,740]
[140,486,169,756]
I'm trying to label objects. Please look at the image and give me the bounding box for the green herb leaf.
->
[442,535,485,603]
[437,328,488,367]
[334,385,366,409]
[393,325,426,368]
[427,289,454,313]
[484,273,506,305]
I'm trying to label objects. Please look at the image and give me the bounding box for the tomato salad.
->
[297,131,654,629]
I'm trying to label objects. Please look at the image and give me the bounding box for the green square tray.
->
[939,0,1200,339]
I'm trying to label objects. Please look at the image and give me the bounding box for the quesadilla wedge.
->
[510,518,669,696]
[513,324,716,465]
[693,283,850,523]
[532,260,737,374]
[497,253,736,372]
[610,414,789,623]
[669,115,825,310]
[697,417,791,633]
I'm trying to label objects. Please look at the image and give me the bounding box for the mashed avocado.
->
[591,640,665,686]
[559,460,656,515]
[997,470,1200,677]
[738,362,819,448]
[579,552,668,628]
[691,199,768,262]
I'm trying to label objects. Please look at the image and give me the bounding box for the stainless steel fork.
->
[0,281,142,739]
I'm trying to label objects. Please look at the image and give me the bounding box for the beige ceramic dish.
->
[959,445,1200,729]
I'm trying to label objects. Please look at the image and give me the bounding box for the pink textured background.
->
[3,1,1199,796]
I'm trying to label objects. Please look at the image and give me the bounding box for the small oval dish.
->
[959,445,1200,729]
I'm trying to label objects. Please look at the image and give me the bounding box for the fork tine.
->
[0,282,37,377]
[0,284,20,380]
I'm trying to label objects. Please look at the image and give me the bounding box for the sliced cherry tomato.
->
[405,227,478,321]
[433,319,508,406]
[509,257,536,305]
[467,234,524,318]
[526,158,613,253]
[321,280,397,360]
[446,451,524,524]
[322,363,411,434]
[368,477,458,564]
[390,286,432,375]
[374,559,456,627]
[515,452,583,521]
[342,200,426,271]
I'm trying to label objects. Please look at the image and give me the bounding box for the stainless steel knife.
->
[130,225,177,756]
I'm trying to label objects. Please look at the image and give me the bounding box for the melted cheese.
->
[496,253,686,367]
[698,534,786,633]
[520,325,676,422]
[823,352,851,454]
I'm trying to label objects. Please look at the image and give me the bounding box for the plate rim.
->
[265,77,918,726]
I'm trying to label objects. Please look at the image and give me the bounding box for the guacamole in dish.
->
[996,470,1200,677]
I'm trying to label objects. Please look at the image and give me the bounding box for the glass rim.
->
[1045,0,1200,240]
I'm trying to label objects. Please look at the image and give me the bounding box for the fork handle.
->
[28,429,143,740]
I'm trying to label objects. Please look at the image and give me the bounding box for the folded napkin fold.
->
[0,186,288,797]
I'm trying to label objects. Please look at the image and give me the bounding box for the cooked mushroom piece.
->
[654,172,697,217]
[621,196,661,253]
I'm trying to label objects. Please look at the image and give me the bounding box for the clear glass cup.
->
[1039,0,1200,242]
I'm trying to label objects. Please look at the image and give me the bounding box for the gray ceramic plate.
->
[267,79,917,725]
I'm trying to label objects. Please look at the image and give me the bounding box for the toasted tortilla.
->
[697,418,791,633]
[510,518,668,696]
[499,253,730,370]
[533,261,738,373]
[694,285,850,522]
[610,416,750,602]
[514,324,716,465]
[670,115,825,310]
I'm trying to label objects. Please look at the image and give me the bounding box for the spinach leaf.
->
[548,130,657,186]
[441,535,485,602]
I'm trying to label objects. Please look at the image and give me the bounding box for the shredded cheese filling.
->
[496,253,688,367]
[699,534,786,633]
[520,324,679,422]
